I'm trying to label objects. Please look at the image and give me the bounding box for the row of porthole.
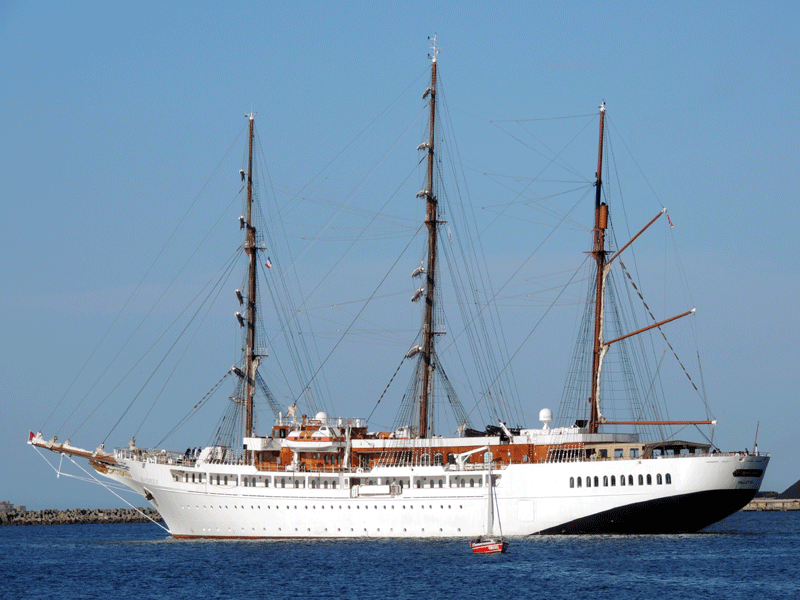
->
[182,503,465,511]
[183,475,487,489]
[569,473,672,488]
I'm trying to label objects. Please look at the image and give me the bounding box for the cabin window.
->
[599,449,608,459]
[594,476,599,487]
[657,474,663,485]
[243,477,247,487]
[614,449,623,458]
[216,475,220,485]
[311,480,318,489]
[439,479,444,488]
[224,476,228,485]
[469,479,475,488]
[192,473,196,483]
[611,475,616,486]
[638,474,644,486]
[323,480,328,489]
[665,473,672,484]
[265,477,270,487]
[628,475,634,486]
[430,480,435,489]
[577,477,582,488]
[570,477,575,488]
[416,480,422,489]
[332,481,337,489]
[630,448,639,459]
[586,477,591,488]
[280,478,286,488]
[620,475,625,486]
[434,453,443,466]
[460,478,465,488]
[603,476,608,487]
[647,474,652,485]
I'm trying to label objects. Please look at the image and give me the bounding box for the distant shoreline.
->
[0,507,163,527]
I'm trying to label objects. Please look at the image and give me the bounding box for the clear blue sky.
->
[2,1,798,510]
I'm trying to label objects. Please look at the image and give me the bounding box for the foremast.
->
[243,112,259,442]
[419,36,440,439]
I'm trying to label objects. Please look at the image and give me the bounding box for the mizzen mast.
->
[589,101,607,434]
[418,36,439,439]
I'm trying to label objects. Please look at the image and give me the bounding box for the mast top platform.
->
[245,112,257,121]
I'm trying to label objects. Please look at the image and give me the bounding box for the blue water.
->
[2,511,798,600]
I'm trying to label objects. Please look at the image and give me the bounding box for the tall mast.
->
[419,36,439,439]
[589,102,607,434]
[244,112,258,440]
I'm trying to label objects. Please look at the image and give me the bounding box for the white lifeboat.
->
[284,425,344,452]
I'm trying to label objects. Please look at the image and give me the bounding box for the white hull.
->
[102,450,768,538]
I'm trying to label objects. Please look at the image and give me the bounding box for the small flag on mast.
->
[265,257,272,269]
[667,215,674,228]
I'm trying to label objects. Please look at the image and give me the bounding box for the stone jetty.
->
[0,507,163,526]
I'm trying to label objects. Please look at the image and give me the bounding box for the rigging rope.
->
[619,260,699,392]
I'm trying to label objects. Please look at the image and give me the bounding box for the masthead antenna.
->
[427,33,440,63]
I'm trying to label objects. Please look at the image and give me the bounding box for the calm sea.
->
[1,511,798,600]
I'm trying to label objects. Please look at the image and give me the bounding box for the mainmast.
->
[589,102,607,434]
[418,36,439,439]
[243,112,258,440]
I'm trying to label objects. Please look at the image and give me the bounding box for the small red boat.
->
[470,536,508,554]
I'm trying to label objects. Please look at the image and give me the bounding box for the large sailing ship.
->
[30,40,768,537]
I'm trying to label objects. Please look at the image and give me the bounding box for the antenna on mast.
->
[428,33,440,63]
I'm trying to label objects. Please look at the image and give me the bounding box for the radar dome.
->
[539,408,553,429]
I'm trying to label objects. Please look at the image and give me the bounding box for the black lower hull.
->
[538,488,757,534]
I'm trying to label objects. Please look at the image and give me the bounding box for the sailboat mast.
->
[589,103,607,434]
[419,38,439,439]
[244,112,258,440]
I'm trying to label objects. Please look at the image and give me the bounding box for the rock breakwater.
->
[0,507,163,526]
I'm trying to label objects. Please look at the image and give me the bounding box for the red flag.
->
[667,215,674,227]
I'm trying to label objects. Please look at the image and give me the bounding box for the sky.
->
[2,1,798,510]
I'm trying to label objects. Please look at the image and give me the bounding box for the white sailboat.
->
[29,38,769,538]
[470,449,508,553]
